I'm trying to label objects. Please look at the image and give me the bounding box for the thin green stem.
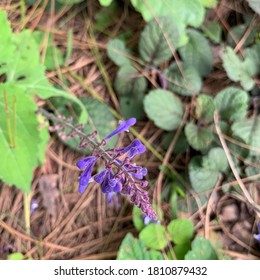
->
[23,192,31,235]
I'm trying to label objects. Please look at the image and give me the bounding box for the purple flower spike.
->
[77,156,97,193]
[254,223,260,243]
[116,139,146,158]
[104,118,136,140]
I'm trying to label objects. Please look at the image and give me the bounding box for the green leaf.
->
[214,87,249,122]
[167,219,194,245]
[232,116,260,156]
[199,0,218,8]
[189,156,219,193]
[117,233,164,260]
[179,29,213,77]
[245,155,260,177]
[139,17,180,66]
[227,24,257,48]
[164,63,202,96]
[132,206,145,231]
[144,89,184,131]
[7,253,25,260]
[139,223,168,250]
[185,236,218,260]
[0,84,40,193]
[185,122,213,151]
[99,0,114,6]
[202,22,222,44]
[202,147,228,172]
[246,0,260,15]
[120,94,145,120]
[56,97,118,152]
[195,94,215,122]
[114,65,147,96]
[174,243,191,260]
[221,46,257,90]
[107,39,131,66]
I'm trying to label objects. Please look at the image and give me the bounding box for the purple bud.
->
[104,118,136,140]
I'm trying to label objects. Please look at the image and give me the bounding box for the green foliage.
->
[167,219,194,245]
[202,22,222,44]
[227,24,257,48]
[199,0,218,8]
[139,17,180,66]
[98,0,113,6]
[214,87,249,122]
[7,253,25,260]
[185,123,213,151]
[107,39,131,67]
[144,89,184,131]
[195,95,215,122]
[117,233,164,260]
[164,63,202,96]
[179,29,213,77]
[221,47,257,90]
[132,206,145,231]
[185,236,218,260]
[139,223,168,250]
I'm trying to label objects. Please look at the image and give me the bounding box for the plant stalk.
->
[23,192,31,235]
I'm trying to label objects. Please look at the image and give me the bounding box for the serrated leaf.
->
[120,94,145,120]
[232,116,260,156]
[189,156,219,193]
[0,84,40,193]
[246,0,260,15]
[117,233,164,260]
[221,46,256,90]
[202,22,222,44]
[164,63,202,96]
[139,17,180,66]
[179,29,213,77]
[56,97,118,152]
[202,147,228,172]
[185,236,218,260]
[114,65,147,96]
[195,94,215,122]
[139,223,168,250]
[167,219,194,245]
[107,39,131,66]
[144,89,184,131]
[214,87,249,122]
[185,122,213,151]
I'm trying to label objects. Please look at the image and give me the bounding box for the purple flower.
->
[254,223,260,243]
[116,139,146,158]
[30,199,38,215]
[104,118,136,140]
[76,156,97,193]
[100,170,121,193]
[142,215,159,225]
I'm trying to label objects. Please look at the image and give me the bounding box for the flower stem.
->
[23,192,31,235]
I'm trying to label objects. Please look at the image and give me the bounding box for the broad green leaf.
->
[114,65,147,96]
[55,97,118,152]
[179,29,213,77]
[195,94,215,122]
[202,147,228,172]
[189,156,219,193]
[98,0,114,6]
[164,63,202,96]
[167,219,194,245]
[139,17,180,66]
[139,223,168,250]
[185,236,218,260]
[199,0,218,7]
[202,22,222,44]
[185,122,213,151]
[120,94,145,120]
[0,84,40,193]
[144,89,184,131]
[227,24,257,48]
[221,46,257,90]
[232,116,260,156]
[214,87,249,122]
[117,233,164,260]
[132,206,145,231]
[246,0,260,15]
[107,39,131,66]
[174,243,191,260]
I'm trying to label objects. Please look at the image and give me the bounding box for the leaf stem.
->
[23,192,31,235]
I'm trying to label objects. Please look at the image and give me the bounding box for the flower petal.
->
[104,118,136,140]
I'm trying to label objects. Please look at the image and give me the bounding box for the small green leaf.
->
[245,156,260,177]
[132,206,145,231]
[7,253,24,260]
[139,223,168,250]
[185,236,218,260]
[139,17,180,66]
[167,219,194,245]
[195,94,215,122]
[107,39,131,66]
[117,233,164,260]
[185,122,213,151]
[202,147,228,172]
[99,0,113,6]
[120,94,145,120]
[144,89,184,131]
[214,87,249,122]
[179,29,213,77]
[94,2,118,32]
[174,243,191,260]
[221,46,257,90]
[164,63,202,96]
[114,65,147,96]
[202,22,222,44]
